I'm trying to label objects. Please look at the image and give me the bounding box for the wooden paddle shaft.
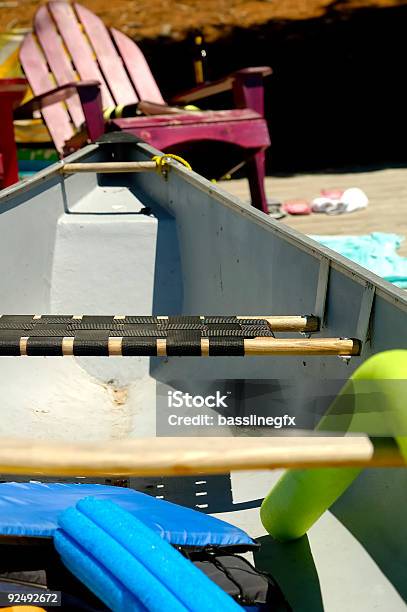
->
[0,437,402,477]
[61,161,157,173]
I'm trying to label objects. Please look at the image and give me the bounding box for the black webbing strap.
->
[209,337,245,356]
[73,331,110,356]
[0,315,273,357]
[26,337,64,356]
[0,332,22,356]
[166,331,202,356]
[122,337,157,356]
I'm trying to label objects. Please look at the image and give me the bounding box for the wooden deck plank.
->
[222,168,407,256]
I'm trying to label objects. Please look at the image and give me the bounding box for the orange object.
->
[320,188,344,199]
[5,607,46,611]
[282,199,312,215]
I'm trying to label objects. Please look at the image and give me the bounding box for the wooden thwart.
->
[61,161,157,173]
[243,337,359,356]
[11,337,360,357]
[0,437,402,477]
[0,315,317,331]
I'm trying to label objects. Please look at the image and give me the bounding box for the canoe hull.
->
[0,139,406,610]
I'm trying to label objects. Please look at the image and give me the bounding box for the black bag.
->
[190,551,291,611]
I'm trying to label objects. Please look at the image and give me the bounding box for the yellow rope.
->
[114,104,125,119]
[103,104,125,120]
[152,154,192,173]
[103,106,116,121]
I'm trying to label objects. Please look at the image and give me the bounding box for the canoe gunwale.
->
[161,146,407,313]
[0,141,406,315]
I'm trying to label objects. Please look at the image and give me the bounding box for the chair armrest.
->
[15,81,99,116]
[0,78,28,106]
[171,66,272,107]
[14,80,105,143]
[232,67,272,116]
[171,76,234,105]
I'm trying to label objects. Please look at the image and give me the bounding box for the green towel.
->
[311,232,407,288]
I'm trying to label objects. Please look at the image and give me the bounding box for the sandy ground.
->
[1,0,406,41]
[222,168,407,256]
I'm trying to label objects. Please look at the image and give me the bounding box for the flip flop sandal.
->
[282,199,312,215]
[267,199,286,220]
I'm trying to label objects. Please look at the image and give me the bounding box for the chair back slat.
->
[47,1,114,109]
[19,1,168,154]
[74,3,139,107]
[19,33,74,154]
[34,5,84,129]
[110,28,164,104]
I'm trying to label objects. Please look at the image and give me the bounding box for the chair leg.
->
[0,95,19,188]
[0,153,4,190]
[246,150,268,214]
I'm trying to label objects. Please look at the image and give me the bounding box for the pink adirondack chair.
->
[17,1,272,212]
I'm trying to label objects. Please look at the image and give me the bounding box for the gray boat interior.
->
[0,138,406,611]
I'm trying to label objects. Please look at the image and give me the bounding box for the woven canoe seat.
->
[0,315,359,357]
[0,315,272,357]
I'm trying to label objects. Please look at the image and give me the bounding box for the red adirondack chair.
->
[17,1,272,212]
[0,78,27,189]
